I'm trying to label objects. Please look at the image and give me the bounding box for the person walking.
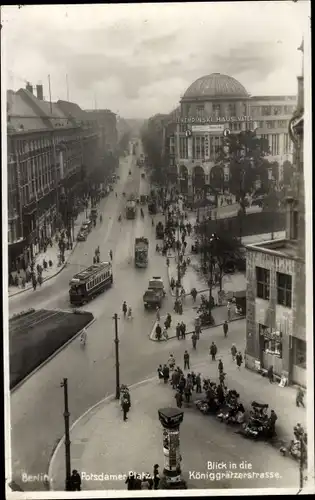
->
[180,321,186,339]
[296,387,305,408]
[223,320,228,337]
[218,359,224,374]
[69,470,81,491]
[125,473,135,490]
[162,364,170,384]
[184,384,192,404]
[236,351,243,369]
[209,342,217,361]
[153,465,160,490]
[80,328,87,346]
[176,322,181,340]
[191,332,197,349]
[109,249,113,261]
[157,364,163,382]
[231,344,237,361]
[175,390,183,408]
[227,300,232,322]
[171,369,180,390]
[184,350,190,370]
[122,301,127,318]
[267,365,274,383]
[121,395,130,421]
[196,373,202,393]
[155,323,162,341]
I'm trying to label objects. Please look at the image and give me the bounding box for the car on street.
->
[251,195,266,207]
[81,220,92,232]
[77,231,87,241]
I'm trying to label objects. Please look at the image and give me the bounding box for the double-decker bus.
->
[69,262,113,306]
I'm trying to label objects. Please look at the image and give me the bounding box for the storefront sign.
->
[192,124,225,133]
[177,116,252,123]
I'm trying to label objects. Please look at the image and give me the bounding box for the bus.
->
[69,262,113,306]
[126,200,136,219]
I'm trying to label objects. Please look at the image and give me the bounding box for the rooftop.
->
[246,238,300,259]
[182,73,249,101]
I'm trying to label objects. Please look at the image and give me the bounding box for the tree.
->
[282,160,294,186]
[196,223,244,291]
[222,130,271,212]
[118,131,131,155]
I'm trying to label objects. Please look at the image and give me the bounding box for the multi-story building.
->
[7,83,116,273]
[84,109,118,154]
[249,95,296,182]
[244,58,305,387]
[161,73,297,197]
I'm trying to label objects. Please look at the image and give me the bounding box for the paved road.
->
[8,156,297,492]
[9,151,175,490]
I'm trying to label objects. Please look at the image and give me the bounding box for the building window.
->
[169,136,175,156]
[284,105,294,114]
[271,134,279,155]
[272,106,282,115]
[192,136,205,159]
[277,272,292,308]
[283,133,291,154]
[227,103,236,117]
[292,210,298,239]
[196,105,205,117]
[262,106,272,116]
[179,136,188,159]
[213,104,221,118]
[260,325,282,357]
[256,266,270,300]
[266,121,275,129]
[278,120,287,128]
[179,124,187,133]
[292,338,306,369]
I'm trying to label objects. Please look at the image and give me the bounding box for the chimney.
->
[36,84,44,100]
[26,82,33,94]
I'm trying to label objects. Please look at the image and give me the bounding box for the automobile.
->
[77,231,87,241]
[251,196,266,207]
[148,276,166,297]
[81,220,92,232]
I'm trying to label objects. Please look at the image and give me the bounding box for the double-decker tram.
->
[69,262,113,306]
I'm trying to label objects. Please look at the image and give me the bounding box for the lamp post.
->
[239,169,246,241]
[60,378,71,491]
[208,234,219,318]
[113,313,120,400]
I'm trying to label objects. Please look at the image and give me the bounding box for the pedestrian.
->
[296,387,305,408]
[218,359,224,374]
[191,332,197,349]
[184,384,192,404]
[196,373,202,393]
[219,372,226,386]
[171,369,179,389]
[184,350,190,370]
[70,470,81,491]
[227,300,232,321]
[32,277,37,291]
[153,464,160,490]
[156,306,160,322]
[176,322,181,340]
[122,301,127,318]
[121,395,130,421]
[162,364,170,384]
[180,321,186,339]
[231,344,237,361]
[109,249,113,261]
[175,390,183,408]
[155,323,162,341]
[157,364,163,381]
[209,342,217,361]
[125,472,135,490]
[236,351,243,369]
[267,365,274,383]
[223,320,228,337]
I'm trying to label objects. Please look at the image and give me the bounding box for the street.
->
[9,152,304,492]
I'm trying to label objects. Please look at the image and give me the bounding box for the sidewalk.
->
[9,210,88,298]
[49,324,307,491]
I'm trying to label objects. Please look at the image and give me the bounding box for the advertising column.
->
[158,408,187,489]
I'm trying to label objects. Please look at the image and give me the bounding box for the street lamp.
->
[60,378,71,491]
[113,313,120,400]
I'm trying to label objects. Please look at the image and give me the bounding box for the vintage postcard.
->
[2,2,313,498]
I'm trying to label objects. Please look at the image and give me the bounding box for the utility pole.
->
[48,74,53,114]
[113,313,120,400]
[60,378,71,491]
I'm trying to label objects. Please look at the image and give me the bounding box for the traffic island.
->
[9,309,94,390]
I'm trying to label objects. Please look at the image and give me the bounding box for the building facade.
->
[7,84,117,273]
[244,61,305,387]
[159,73,297,197]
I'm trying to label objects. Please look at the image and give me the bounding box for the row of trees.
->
[141,116,169,186]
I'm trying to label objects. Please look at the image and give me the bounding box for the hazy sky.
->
[2,2,310,119]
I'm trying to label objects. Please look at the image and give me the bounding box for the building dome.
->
[182,73,249,100]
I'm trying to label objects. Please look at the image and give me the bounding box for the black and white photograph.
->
[2,1,313,496]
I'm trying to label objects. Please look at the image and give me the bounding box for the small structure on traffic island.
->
[158,407,187,489]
